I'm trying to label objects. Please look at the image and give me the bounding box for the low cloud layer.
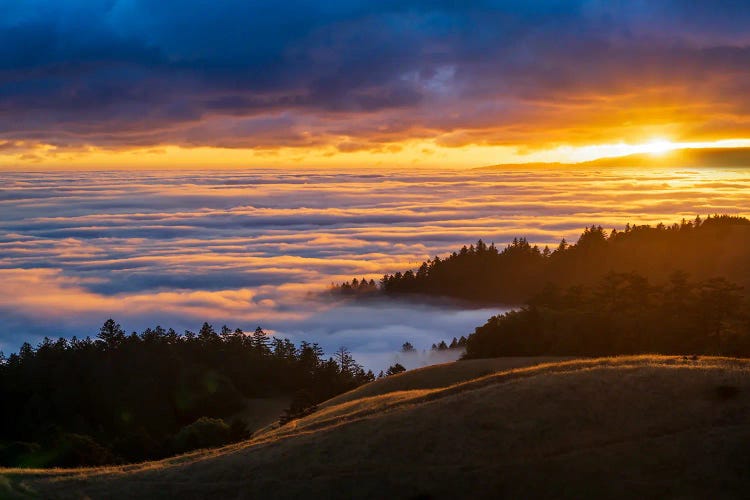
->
[2,167,750,370]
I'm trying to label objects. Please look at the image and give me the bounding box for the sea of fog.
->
[2,167,749,370]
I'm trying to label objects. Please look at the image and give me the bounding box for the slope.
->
[3,356,750,499]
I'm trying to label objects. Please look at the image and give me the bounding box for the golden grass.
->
[4,355,750,499]
[320,356,570,408]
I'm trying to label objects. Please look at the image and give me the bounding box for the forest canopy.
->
[463,271,749,359]
[337,214,750,362]
[336,215,750,304]
[0,321,373,468]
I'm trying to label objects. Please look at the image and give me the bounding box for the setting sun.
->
[643,139,677,155]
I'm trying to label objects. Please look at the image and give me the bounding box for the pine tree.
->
[334,346,356,374]
[252,326,270,354]
[98,319,125,347]
[401,342,415,352]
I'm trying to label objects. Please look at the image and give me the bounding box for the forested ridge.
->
[337,215,750,304]
[0,321,372,468]
[338,214,750,360]
[463,271,749,359]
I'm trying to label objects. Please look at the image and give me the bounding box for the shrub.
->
[172,417,230,453]
[50,433,116,467]
[0,441,41,467]
[279,390,318,426]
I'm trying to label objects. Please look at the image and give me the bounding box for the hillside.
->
[319,356,568,408]
[4,356,750,499]
[480,147,750,169]
[581,147,750,168]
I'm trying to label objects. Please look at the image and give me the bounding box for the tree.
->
[401,342,415,353]
[334,346,356,374]
[338,215,750,308]
[280,390,319,425]
[98,319,125,347]
[0,319,375,467]
[252,326,270,354]
[298,341,324,375]
[386,363,406,376]
[199,322,219,343]
[698,278,744,339]
[173,417,230,453]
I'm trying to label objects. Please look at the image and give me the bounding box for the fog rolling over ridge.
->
[2,167,749,369]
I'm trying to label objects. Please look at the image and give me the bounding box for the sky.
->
[3,1,750,168]
[3,167,750,369]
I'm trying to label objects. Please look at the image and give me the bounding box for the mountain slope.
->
[581,146,750,168]
[4,356,750,499]
[480,146,750,169]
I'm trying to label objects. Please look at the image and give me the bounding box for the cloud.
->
[2,167,750,370]
[3,1,750,156]
[0,267,497,372]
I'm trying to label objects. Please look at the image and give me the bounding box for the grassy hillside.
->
[3,356,750,499]
[320,356,568,408]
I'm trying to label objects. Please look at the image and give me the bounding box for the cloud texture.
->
[3,1,750,160]
[2,167,750,369]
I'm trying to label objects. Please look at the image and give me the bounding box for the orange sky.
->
[4,2,750,170]
[4,137,750,170]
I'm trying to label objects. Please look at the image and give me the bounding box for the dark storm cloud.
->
[3,1,750,149]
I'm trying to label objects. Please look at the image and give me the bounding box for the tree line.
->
[335,215,750,304]
[463,271,749,358]
[0,320,373,468]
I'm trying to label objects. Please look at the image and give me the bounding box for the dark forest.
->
[463,271,748,359]
[0,322,372,467]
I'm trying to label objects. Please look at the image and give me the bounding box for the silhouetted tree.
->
[335,215,750,306]
[463,272,749,359]
[334,346,356,374]
[252,326,270,354]
[386,363,406,376]
[401,342,415,352]
[98,318,125,347]
[0,319,373,468]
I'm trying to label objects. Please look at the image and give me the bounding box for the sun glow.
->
[3,137,750,170]
[642,139,677,155]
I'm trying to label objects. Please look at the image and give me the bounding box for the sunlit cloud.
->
[3,2,750,167]
[2,168,750,369]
